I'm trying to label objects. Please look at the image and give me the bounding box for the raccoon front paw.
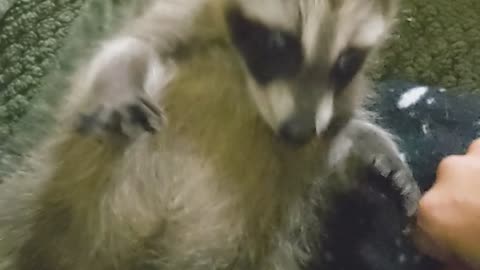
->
[76,95,164,140]
[71,37,171,141]
[368,152,421,218]
[347,120,422,218]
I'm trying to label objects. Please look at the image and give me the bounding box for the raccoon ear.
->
[381,0,401,19]
[353,14,393,48]
[352,0,399,47]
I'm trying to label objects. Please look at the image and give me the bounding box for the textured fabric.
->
[373,0,480,91]
[0,0,83,140]
[371,81,480,191]
[0,0,16,18]
[0,0,140,176]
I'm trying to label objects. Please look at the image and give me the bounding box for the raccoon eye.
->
[267,31,287,51]
[226,9,303,85]
[331,48,367,91]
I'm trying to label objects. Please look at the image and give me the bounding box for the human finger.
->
[466,138,480,157]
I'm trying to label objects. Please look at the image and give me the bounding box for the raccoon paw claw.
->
[76,95,164,140]
[370,154,422,218]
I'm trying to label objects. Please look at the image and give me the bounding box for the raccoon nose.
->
[279,119,316,145]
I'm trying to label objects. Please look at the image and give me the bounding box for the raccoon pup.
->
[0,0,421,269]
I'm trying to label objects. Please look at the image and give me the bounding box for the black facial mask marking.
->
[226,8,304,85]
[330,47,368,91]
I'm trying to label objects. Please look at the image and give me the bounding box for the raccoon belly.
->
[139,136,317,270]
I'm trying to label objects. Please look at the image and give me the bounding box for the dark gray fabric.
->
[371,81,480,191]
[315,81,480,270]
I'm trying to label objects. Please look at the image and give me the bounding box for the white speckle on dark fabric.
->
[398,254,407,264]
[422,123,429,135]
[397,86,429,109]
[438,88,447,93]
[402,226,412,235]
[325,251,334,262]
[426,98,435,105]
[413,255,422,264]
[395,238,402,247]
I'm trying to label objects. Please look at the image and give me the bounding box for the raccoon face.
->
[226,0,398,145]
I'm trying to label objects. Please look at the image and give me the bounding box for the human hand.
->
[414,139,480,270]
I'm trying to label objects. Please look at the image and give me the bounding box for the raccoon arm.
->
[65,0,203,139]
[63,36,174,140]
[343,118,422,217]
[121,0,203,52]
